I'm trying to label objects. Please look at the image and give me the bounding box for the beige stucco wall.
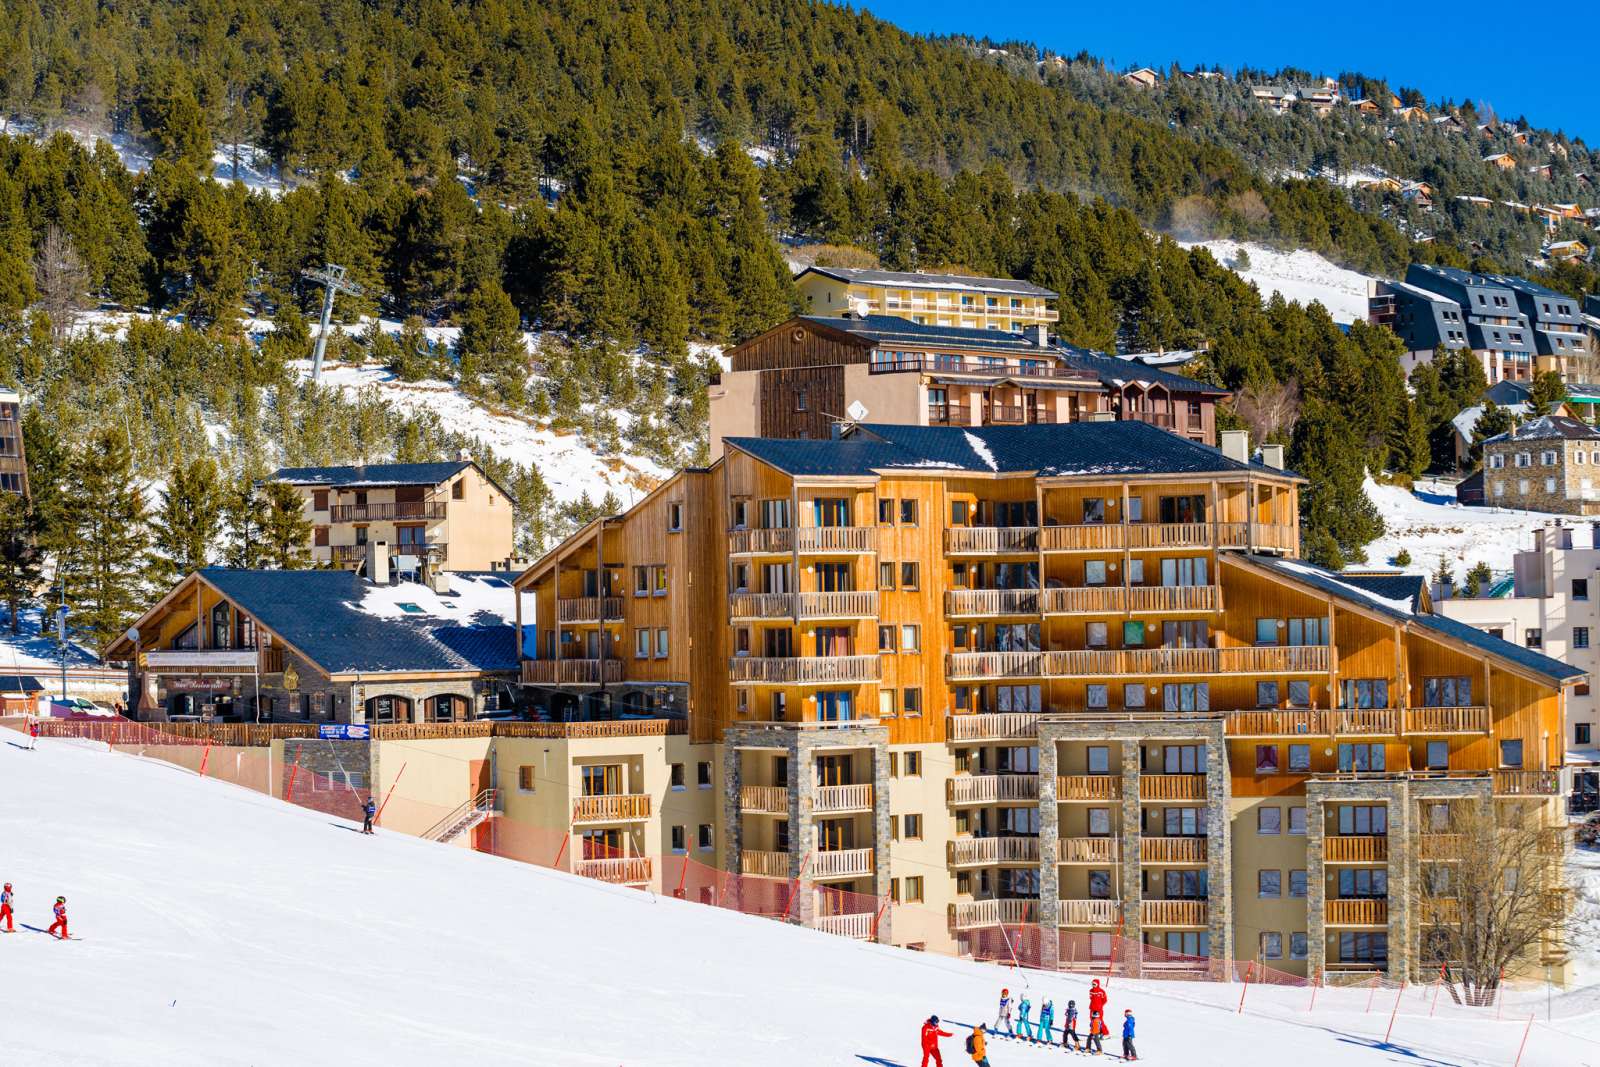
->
[708,370,760,460]
[841,363,926,428]
[372,736,495,840]
[1229,796,1312,976]
[441,467,515,570]
[887,741,959,953]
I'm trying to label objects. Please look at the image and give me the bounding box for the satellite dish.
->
[846,400,869,422]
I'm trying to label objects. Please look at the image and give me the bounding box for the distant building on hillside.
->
[1369,265,1543,384]
[0,389,25,499]
[1482,415,1600,514]
[1121,67,1159,90]
[269,459,515,574]
[793,267,1059,333]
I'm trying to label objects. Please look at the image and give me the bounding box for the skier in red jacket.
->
[48,896,67,939]
[921,1015,952,1067]
[0,883,13,932]
[1088,978,1107,1017]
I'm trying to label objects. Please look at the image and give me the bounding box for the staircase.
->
[422,788,500,843]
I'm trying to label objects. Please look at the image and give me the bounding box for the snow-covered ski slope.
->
[1181,240,1372,324]
[3,736,1598,1065]
[1364,477,1558,577]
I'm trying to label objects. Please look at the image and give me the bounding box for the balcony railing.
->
[1325,835,1388,863]
[1039,524,1127,552]
[812,848,874,879]
[1140,837,1208,864]
[948,836,1041,867]
[1494,770,1560,796]
[739,785,789,815]
[797,527,875,554]
[1403,707,1491,734]
[946,650,1047,681]
[571,793,651,824]
[950,897,1038,930]
[1059,837,1119,863]
[728,655,881,685]
[1041,587,1126,614]
[1127,523,1213,549]
[945,589,1041,616]
[1127,585,1220,613]
[1419,899,1462,925]
[1330,708,1399,735]
[926,403,974,426]
[946,712,1041,743]
[143,648,281,674]
[1057,775,1119,801]
[574,856,652,885]
[814,783,874,814]
[727,591,880,620]
[1326,899,1389,926]
[521,659,623,686]
[1222,709,1330,737]
[1217,523,1297,553]
[728,592,797,620]
[1034,521,1298,554]
[814,912,875,939]
[557,597,624,624]
[1058,899,1120,926]
[1418,834,1464,861]
[727,528,793,555]
[948,774,1040,805]
[1047,645,1330,677]
[741,850,791,878]
[871,354,1085,379]
[984,404,1056,425]
[329,501,447,523]
[1141,900,1208,927]
[1140,774,1208,801]
[945,527,1039,554]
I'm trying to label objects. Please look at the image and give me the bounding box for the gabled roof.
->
[272,461,472,489]
[0,675,45,694]
[726,421,1295,480]
[1055,345,1229,397]
[797,315,1064,358]
[1338,572,1429,613]
[1485,415,1600,445]
[795,267,1056,299]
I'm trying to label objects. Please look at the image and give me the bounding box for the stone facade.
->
[1484,433,1600,515]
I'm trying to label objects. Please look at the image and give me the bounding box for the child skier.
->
[1015,993,1035,1041]
[361,796,377,834]
[966,1023,990,1067]
[920,1015,952,1067]
[48,896,67,940]
[1086,1010,1106,1056]
[1062,998,1081,1051]
[27,717,38,749]
[0,883,13,932]
[1037,999,1055,1046]
[994,988,1013,1036]
[1121,1010,1137,1061]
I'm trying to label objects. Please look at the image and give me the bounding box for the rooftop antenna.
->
[301,263,364,383]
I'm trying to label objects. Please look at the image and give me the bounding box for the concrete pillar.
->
[789,738,817,927]
[1306,791,1327,982]
[1205,729,1233,978]
[1386,785,1412,982]
[1038,736,1061,969]
[1120,741,1143,977]
[720,742,744,905]
[871,741,893,943]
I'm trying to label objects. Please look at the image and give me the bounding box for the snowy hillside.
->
[4,734,1598,1065]
[1363,476,1556,577]
[1182,240,1372,324]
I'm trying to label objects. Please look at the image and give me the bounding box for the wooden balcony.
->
[1127,523,1213,549]
[797,527,875,554]
[1041,587,1126,614]
[945,527,1039,554]
[1139,774,1208,801]
[728,592,797,620]
[1418,833,1464,861]
[1419,899,1462,925]
[1059,837,1119,863]
[814,912,874,939]
[727,528,793,555]
[1141,899,1208,927]
[521,658,623,687]
[1127,585,1220,613]
[571,793,651,824]
[1140,837,1207,864]
[739,785,788,815]
[1058,898,1120,926]
[945,589,1041,616]
[329,501,447,523]
[144,647,284,675]
[1222,709,1330,737]
[727,591,880,620]
[814,783,874,814]
[1404,707,1491,735]
[574,856,652,885]
[946,651,1046,681]
[948,774,1041,805]
[1039,524,1126,552]
[946,712,1041,743]
[812,848,874,880]
[1044,645,1330,677]
[1057,775,1119,801]
[1494,770,1560,796]
[1216,523,1297,553]
[1325,835,1388,863]
[948,836,1041,867]
[1330,708,1398,735]
[556,597,624,624]
[950,897,1038,930]
[1326,899,1388,926]
[728,655,880,685]
[741,850,791,878]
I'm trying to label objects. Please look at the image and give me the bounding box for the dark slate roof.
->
[1055,344,1230,397]
[1338,572,1428,612]
[272,461,472,488]
[796,266,1057,298]
[0,675,45,694]
[1485,415,1600,444]
[727,421,1295,479]
[199,569,517,676]
[1242,556,1582,683]
[802,315,1061,357]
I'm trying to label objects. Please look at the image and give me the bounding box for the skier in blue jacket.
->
[1014,994,1035,1041]
[1121,1010,1137,1061]
[1037,999,1055,1045]
[1062,999,1081,1051]
[361,796,377,834]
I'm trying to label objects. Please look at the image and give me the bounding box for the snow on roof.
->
[962,431,999,472]
[355,572,519,627]
[1271,559,1419,615]
[1451,402,1533,441]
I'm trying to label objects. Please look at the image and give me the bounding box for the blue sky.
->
[858,1,1600,142]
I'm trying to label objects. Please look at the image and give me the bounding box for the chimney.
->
[428,568,452,595]
[365,540,390,585]
[1028,324,1050,347]
[456,447,472,462]
[1220,429,1250,464]
[1260,443,1285,470]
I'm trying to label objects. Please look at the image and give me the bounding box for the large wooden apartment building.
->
[513,421,1577,977]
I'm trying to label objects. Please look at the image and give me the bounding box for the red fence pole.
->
[374,762,407,823]
[1430,973,1443,1017]
[1308,969,1321,1012]
[1237,960,1255,1014]
[1496,968,1506,1021]
[198,741,212,778]
[870,896,892,942]
[552,832,569,870]
[1384,979,1406,1044]
[284,750,304,803]
[1106,912,1124,985]
[1513,1013,1534,1067]
[1366,973,1380,1013]
[674,855,689,899]
[780,851,812,922]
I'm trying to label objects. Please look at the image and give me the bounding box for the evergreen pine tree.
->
[0,491,42,633]
[1527,370,1566,417]
[59,427,152,651]
[458,282,526,404]
[1470,402,1516,462]
[260,480,313,568]
[221,474,270,569]
[1290,399,1384,567]
[151,456,223,585]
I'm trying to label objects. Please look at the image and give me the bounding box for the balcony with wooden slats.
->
[571,793,652,824]
[1494,770,1560,796]
[329,500,447,523]
[1040,586,1126,615]
[1058,837,1119,863]
[1330,708,1399,735]
[1126,523,1214,549]
[521,658,624,686]
[1140,837,1207,865]
[1057,775,1120,801]
[556,597,624,624]
[946,650,1047,682]
[1419,899,1462,925]
[1045,644,1331,677]
[945,588,1042,617]
[1126,585,1220,613]
[945,527,1040,554]
[1058,898,1120,926]
[814,783,874,814]
[796,527,876,554]
[948,836,1041,867]
[574,856,652,885]
[1222,709,1330,737]
[945,712,1041,743]
[947,774,1040,806]
[1216,522,1297,553]
[812,848,874,880]
[1140,899,1208,927]
[727,528,793,556]
[1325,899,1388,926]
[739,785,789,815]
[1403,706,1491,735]
[1418,833,1464,861]
[949,897,1038,930]
[1039,524,1126,552]
[741,850,791,878]
[727,591,880,621]
[1325,835,1388,863]
[814,912,875,939]
[1139,774,1208,802]
[728,655,881,685]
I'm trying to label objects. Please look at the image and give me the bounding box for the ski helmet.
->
[56,896,64,902]
[1002,988,1009,996]
[930,1016,939,1025]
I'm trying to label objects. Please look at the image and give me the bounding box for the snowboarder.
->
[1038,998,1055,1046]
[48,896,67,940]
[1121,1010,1137,1061]
[966,1022,990,1067]
[1062,999,1081,1051]
[921,1015,952,1067]
[1015,993,1035,1041]
[994,987,1013,1035]
[361,796,377,834]
[27,717,38,750]
[0,882,13,932]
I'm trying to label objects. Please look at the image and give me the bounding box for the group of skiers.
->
[0,883,70,939]
[920,978,1137,1066]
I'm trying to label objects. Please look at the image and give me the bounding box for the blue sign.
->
[318,724,371,740]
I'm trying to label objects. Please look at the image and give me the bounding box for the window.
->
[731,499,748,529]
[698,824,713,851]
[879,562,895,589]
[878,689,896,718]
[1163,682,1209,712]
[1127,559,1144,584]
[1086,684,1109,710]
[1578,723,1592,746]
[1489,455,1505,469]
[1256,682,1279,708]
[1123,683,1146,709]
[655,628,669,658]
[670,764,685,791]
[1088,870,1113,898]
[1546,478,1557,494]
[1255,618,1281,645]
[1258,807,1281,835]
[1290,932,1308,960]
[1165,870,1206,898]
[1337,868,1387,898]
[1542,451,1558,466]
[518,766,535,792]
[1088,808,1112,836]
[1288,806,1306,835]
[697,762,712,789]
[1337,805,1387,835]
[1255,745,1279,774]
[900,562,919,590]
[1084,560,1108,586]
[1577,628,1591,650]
[1576,579,1590,601]
[904,876,924,904]
[1086,622,1108,648]
[635,629,650,659]
[1526,628,1542,649]
[1337,743,1385,772]
[1422,676,1471,707]
[900,625,921,652]
[796,389,808,412]
[452,479,465,500]
[1286,617,1328,645]
[1082,498,1106,524]
[1123,620,1146,647]
[1288,745,1310,772]
[1500,739,1524,768]
[899,499,918,525]
[1258,870,1281,898]
[653,565,668,596]
[1426,741,1449,770]
[904,751,922,776]
[1260,932,1283,960]
[1164,745,1204,773]
[670,826,686,854]
[1087,746,1110,774]
[1288,681,1311,708]
[902,688,922,716]
[667,501,683,532]
[878,626,896,653]
[903,814,923,839]
[877,498,894,525]
[1289,870,1308,898]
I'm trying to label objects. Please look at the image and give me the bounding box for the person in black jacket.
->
[361,796,377,834]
